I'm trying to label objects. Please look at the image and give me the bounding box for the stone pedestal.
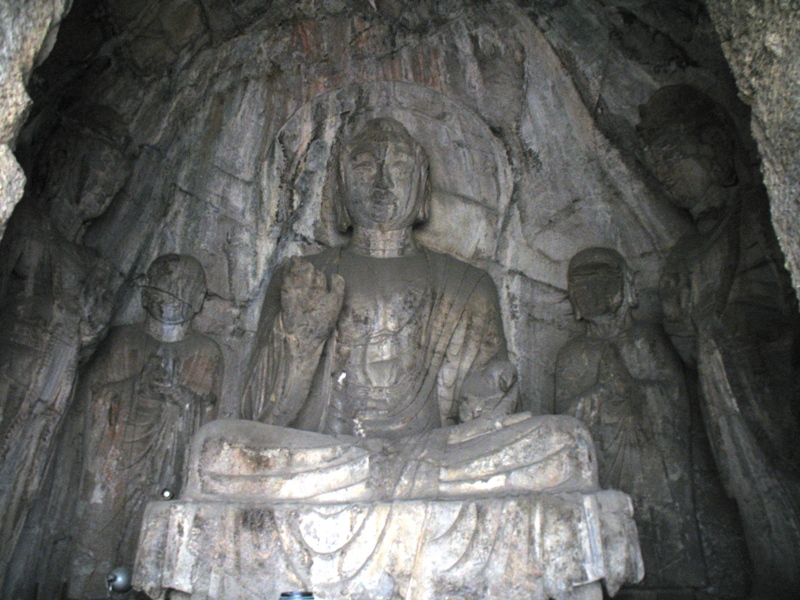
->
[133,490,643,600]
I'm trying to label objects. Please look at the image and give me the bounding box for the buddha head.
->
[335,117,431,232]
[638,85,738,221]
[141,254,207,325]
[568,247,637,322]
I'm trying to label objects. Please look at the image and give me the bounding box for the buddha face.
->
[339,119,426,231]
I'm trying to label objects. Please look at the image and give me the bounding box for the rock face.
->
[1,0,799,597]
[704,0,800,303]
[0,0,70,239]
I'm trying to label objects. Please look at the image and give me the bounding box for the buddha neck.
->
[145,315,192,343]
[349,226,418,258]
[586,308,632,339]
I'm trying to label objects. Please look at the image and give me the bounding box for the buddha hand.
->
[281,257,345,351]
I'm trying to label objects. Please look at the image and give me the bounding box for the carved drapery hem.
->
[133,491,643,600]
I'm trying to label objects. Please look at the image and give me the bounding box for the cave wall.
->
[8,0,754,414]
[0,0,71,238]
[704,0,800,301]
[1,0,797,596]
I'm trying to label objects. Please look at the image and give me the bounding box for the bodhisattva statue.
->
[555,247,704,589]
[195,117,595,502]
[140,119,643,600]
[64,254,223,598]
[639,85,800,598]
[0,105,130,595]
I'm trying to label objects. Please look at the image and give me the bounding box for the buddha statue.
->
[189,117,597,502]
[134,118,643,600]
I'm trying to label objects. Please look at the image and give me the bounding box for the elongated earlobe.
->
[335,151,352,232]
[568,290,583,321]
[414,147,431,225]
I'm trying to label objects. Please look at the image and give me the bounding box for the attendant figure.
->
[555,247,704,588]
[67,254,222,598]
[0,105,130,593]
[639,85,800,598]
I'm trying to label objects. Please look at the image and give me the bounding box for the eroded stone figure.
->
[555,247,704,588]
[0,105,130,592]
[205,117,595,502]
[639,85,800,598]
[136,119,644,600]
[64,254,222,598]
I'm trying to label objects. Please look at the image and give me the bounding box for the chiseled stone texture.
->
[0,0,788,595]
[0,0,70,239]
[134,491,643,600]
[704,0,800,303]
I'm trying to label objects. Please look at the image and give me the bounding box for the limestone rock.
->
[0,0,71,239]
[704,0,800,303]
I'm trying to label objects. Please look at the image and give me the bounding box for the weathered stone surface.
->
[704,0,800,305]
[0,0,71,239]
[134,491,642,600]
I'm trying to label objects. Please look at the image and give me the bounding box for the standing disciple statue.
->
[0,106,130,592]
[555,247,704,589]
[65,254,223,599]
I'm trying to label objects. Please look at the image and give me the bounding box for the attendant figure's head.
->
[568,247,636,324]
[335,118,431,232]
[638,85,738,222]
[142,254,207,326]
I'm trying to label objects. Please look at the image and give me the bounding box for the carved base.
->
[133,491,643,600]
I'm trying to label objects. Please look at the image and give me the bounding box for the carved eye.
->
[350,153,376,171]
[389,157,412,170]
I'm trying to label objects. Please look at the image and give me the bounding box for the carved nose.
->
[376,162,392,189]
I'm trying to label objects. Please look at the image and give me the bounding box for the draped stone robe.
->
[66,325,222,597]
[242,246,510,437]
